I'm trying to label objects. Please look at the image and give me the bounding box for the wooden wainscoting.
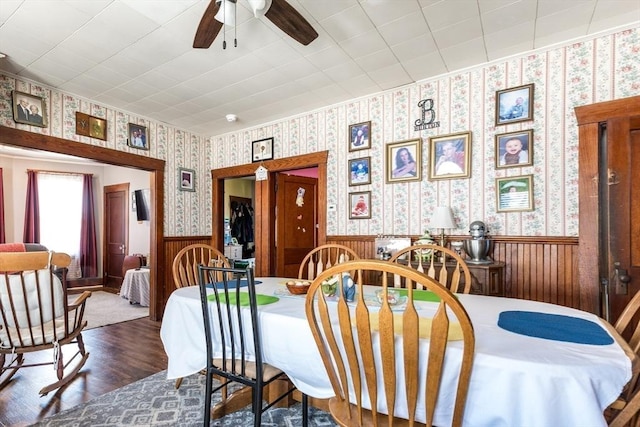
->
[162,236,213,310]
[327,235,587,313]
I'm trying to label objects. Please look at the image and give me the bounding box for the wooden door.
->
[604,115,640,321]
[275,174,317,278]
[104,183,129,289]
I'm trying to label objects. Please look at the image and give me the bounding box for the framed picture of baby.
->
[386,139,422,183]
[428,132,471,180]
[348,156,371,186]
[349,121,371,151]
[495,83,534,126]
[349,191,371,219]
[495,129,533,169]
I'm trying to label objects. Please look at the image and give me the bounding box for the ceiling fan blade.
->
[193,0,223,49]
[264,0,318,46]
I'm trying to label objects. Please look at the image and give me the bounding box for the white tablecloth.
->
[120,268,150,306]
[160,277,631,427]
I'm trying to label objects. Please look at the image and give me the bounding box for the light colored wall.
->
[210,26,640,238]
[224,178,254,220]
[1,26,639,238]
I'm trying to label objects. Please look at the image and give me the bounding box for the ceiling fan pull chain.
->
[233,0,237,47]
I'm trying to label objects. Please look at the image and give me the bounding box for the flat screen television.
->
[134,189,149,221]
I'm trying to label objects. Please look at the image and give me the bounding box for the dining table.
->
[160,277,634,427]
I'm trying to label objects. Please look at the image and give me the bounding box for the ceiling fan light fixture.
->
[247,0,272,17]
[214,0,237,26]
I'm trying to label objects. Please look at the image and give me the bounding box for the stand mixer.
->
[463,220,493,264]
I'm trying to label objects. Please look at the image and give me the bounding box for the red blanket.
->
[0,243,26,252]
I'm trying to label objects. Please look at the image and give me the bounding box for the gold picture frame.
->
[495,129,533,169]
[496,174,534,212]
[349,191,371,219]
[386,139,421,183]
[428,132,471,180]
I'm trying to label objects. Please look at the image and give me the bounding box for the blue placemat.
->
[206,279,262,289]
[497,310,613,345]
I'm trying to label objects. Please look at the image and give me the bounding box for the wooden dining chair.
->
[172,243,230,289]
[388,244,472,294]
[197,264,306,427]
[0,251,91,395]
[298,244,360,281]
[171,243,230,389]
[305,259,475,427]
[608,383,640,427]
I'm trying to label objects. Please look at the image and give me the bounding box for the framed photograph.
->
[495,83,534,126]
[127,123,149,150]
[386,139,421,183]
[12,90,47,127]
[349,191,371,219]
[349,121,371,151]
[428,132,471,180]
[348,156,371,186]
[179,167,195,192]
[495,129,533,169]
[252,137,274,162]
[89,116,107,140]
[496,174,534,212]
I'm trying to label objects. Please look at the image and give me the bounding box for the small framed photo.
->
[386,139,421,183]
[349,191,371,219]
[12,90,47,127]
[495,83,534,126]
[428,132,471,180]
[496,174,534,212]
[495,129,533,168]
[348,156,371,186]
[128,123,149,150]
[179,167,195,192]
[349,121,371,151]
[89,116,107,140]
[75,112,90,137]
[252,137,274,162]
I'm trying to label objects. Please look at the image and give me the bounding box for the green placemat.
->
[396,289,442,302]
[208,293,279,306]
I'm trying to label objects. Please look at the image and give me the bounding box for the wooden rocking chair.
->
[0,251,91,395]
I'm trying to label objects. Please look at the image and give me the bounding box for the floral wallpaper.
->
[212,26,640,238]
[1,26,638,238]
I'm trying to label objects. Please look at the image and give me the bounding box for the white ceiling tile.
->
[137,69,181,91]
[478,0,524,14]
[297,0,359,22]
[305,46,352,70]
[120,0,198,25]
[487,40,535,61]
[404,52,448,82]
[361,0,423,26]
[355,48,400,72]
[340,30,388,59]
[338,73,380,97]
[481,0,537,34]
[432,16,483,49]
[64,0,111,16]
[82,64,132,89]
[124,98,168,114]
[295,71,336,91]
[391,34,439,62]
[589,2,640,32]
[0,0,21,25]
[19,68,66,88]
[61,74,116,99]
[28,55,82,82]
[319,5,375,42]
[367,63,412,90]
[423,0,480,31]
[537,0,596,18]
[485,20,535,54]
[323,61,366,82]
[376,12,431,46]
[439,37,488,72]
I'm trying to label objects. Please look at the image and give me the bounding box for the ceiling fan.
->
[193,0,318,49]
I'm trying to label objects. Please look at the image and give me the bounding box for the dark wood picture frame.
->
[348,156,371,186]
[128,123,149,150]
[495,129,533,169]
[12,90,47,128]
[349,121,371,151]
[179,167,195,192]
[495,83,534,126]
[496,174,534,212]
[428,132,471,180]
[252,137,274,162]
[349,191,371,219]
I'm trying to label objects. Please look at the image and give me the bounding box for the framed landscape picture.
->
[428,132,471,180]
[495,129,533,168]
[348,156,371,186]
[496,175,534,212]
[495,83,534,126]
[386,139,421,183]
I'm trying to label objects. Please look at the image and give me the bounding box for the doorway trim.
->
[575,95,640,316]
[211,151,328,277]
[0,126,166,320]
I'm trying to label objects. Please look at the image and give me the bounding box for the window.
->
[37,173,83,259]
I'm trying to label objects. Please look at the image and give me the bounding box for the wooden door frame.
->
[212,151,328,277]
[0,126,166,320]
[575,95,640,316]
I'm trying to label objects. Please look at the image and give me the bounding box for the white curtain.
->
[37,173,83,279]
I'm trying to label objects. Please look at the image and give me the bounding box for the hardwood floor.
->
[0,317,167,427]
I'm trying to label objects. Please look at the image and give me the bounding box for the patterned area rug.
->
[70,291,149,330]
[32,371,338,426]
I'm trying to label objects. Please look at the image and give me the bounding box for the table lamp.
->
[430,206,456,248]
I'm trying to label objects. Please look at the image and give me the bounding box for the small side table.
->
[466,261,505,296]
[120,268,150,306]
